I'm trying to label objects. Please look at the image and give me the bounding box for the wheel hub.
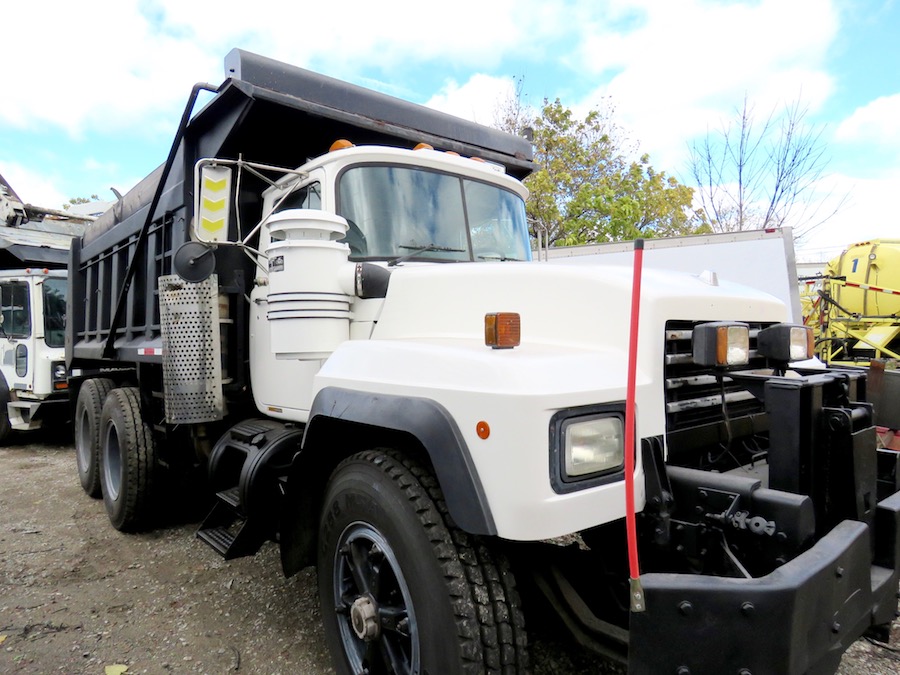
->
[350,595,380,641]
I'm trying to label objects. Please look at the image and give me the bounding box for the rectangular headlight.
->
[757,324,814,362]
[563,415,625,478]
[692,322,750,367]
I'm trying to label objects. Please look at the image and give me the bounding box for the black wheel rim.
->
[332,522,419,675]
[103,421,122,500]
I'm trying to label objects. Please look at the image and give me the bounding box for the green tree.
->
[63,194,100,211]
[500,98,707,246]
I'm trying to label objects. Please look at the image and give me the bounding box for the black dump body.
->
[66,48,534,390]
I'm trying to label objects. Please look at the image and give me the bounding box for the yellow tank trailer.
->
[803,239,900,444]
[805,239,900,365]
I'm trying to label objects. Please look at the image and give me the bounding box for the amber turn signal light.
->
[485,313,520,349]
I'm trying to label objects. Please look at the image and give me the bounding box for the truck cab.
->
[0,269,68,439]
[245,143,531,418]
[265,144,531,263]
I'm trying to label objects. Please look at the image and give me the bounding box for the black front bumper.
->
[629,491,900,675]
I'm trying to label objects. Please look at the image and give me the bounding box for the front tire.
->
[99,387,157,531]
[75,378,115,498]
[0,377,12,444]
[318,449,528,674]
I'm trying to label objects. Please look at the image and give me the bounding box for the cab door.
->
[0,279,34,393]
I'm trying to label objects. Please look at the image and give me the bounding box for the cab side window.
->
[275,182,322,212]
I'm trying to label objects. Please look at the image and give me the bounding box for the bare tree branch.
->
[688,94,848,240]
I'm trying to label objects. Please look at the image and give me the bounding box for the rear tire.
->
[318,449,528,674]
[75,378,115,498]
[99,387,157,531]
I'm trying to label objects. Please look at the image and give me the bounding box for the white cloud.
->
[2,0,841,161]
[147,0,578,73]
[83,157,119,174]
[570,0,838,172]
[2,0,888,238]
[0,0,579,141]
[1,2,215,138]
[0,161,69,209]
[796,170,900,260]
[425,75,518,127]
[835,94,900,145]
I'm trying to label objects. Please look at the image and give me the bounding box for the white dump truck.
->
[0,178,83,439]
[67,49,900,674]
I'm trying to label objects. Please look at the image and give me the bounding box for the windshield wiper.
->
[388,243,466,267]
[477,254,522,262]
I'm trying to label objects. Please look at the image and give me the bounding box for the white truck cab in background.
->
[0,268,69,438]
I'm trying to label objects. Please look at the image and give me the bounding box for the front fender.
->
[303,386,496,535]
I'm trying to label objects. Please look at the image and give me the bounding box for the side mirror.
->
[174,241,216,283]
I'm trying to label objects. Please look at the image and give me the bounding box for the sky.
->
[1,0,897,261]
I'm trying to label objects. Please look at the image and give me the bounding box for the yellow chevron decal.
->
[202,196,226,212]
[203,177,228,192]
[201,216,225,232]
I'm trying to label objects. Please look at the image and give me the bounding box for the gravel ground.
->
[1,435,898,674]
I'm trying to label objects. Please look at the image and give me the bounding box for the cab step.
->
[196,487,267,560]
[195,419,303,561]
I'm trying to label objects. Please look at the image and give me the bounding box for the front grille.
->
[664,320,774,464]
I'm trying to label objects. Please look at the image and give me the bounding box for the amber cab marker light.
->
[485,312,520,349]
[476,421,491,439]
[413,142,434,151]
[329,139,354,152]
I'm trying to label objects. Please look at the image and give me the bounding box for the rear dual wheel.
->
[75,378,115,497]
[99,387,157,531]
[318,449,528,674]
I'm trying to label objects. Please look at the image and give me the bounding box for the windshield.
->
[42,278,66,348]
[0,282,30,338]
[338,165,531,262]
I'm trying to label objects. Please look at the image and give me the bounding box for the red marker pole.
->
[625,239,645,612]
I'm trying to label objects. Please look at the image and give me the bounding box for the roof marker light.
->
[329,139,354,152]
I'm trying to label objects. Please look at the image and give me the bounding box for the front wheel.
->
[318,449,528,674]
[0,377,12,444]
